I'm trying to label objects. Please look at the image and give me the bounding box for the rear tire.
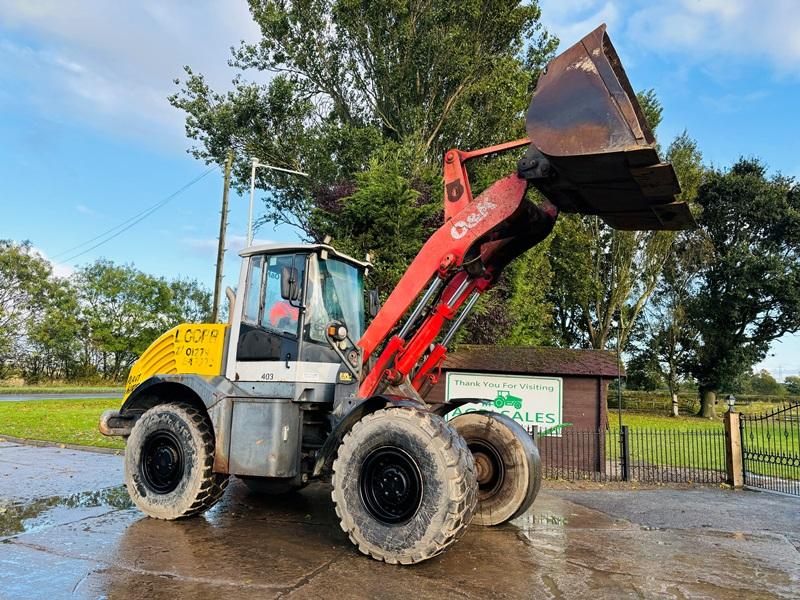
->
[450,411,541,526]
[124,402,229,520]
[332,408,477,564]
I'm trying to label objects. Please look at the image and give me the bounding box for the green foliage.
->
[0,249,211,383]
[636,89,663,134]
[667,131,705,204]
[626,349,664,391]
[743,369,784,396]
[785,375,800,395]
[170,0,560,353]
[235,0,555,153]
[72,261,211,381]
[0,241,54,378]
[547,214,674,351]
[315,142,441,294]
[170,0,557,244]
[685,159,800,416]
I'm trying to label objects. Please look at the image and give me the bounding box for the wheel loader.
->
[100,25,693,564]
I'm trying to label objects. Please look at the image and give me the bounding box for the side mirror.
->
[368,289,381,318]
[280,266,301,301]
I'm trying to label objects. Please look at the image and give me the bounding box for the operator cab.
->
[227,243,368,389]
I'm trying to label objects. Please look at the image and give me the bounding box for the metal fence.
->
[532,426,727,484]
[740,403,800,496]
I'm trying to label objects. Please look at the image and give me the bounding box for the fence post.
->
[620,425,630,482]
[724,411,744,488]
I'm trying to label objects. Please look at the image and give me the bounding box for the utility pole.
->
[212,150,234,323]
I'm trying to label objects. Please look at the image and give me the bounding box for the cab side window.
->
[243,256,263,324]
[237,253,305,362]
[261,255,303,337]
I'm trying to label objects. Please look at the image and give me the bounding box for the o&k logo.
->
[450,197,498,240]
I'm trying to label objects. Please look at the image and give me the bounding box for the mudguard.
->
[99,374,241,437]
[312,395,428,477]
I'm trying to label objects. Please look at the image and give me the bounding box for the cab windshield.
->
[305,254,365,344]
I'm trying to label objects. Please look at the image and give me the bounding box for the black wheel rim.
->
[359,446,423,525]
[141,430,185,494]
[468,440,504,497]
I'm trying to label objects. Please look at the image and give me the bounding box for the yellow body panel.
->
[124,323,228,401]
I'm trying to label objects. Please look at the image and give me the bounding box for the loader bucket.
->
[522,24,694,230]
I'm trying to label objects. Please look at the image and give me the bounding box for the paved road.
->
[0,392,121,402]
[0,441,798,599]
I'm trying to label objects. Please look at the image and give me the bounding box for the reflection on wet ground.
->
[0,486,132,537]
[0,441,798,599]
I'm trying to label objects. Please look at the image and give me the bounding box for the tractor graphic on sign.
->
[490,390,523,410]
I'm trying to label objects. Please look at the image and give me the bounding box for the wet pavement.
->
[0,441,798,599]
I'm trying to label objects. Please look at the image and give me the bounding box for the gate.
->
[740,403,800,495]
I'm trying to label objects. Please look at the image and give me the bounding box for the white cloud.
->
[539,0,800,76]
[0,1,262,149]
[626,0,800,74]
[31,246,75,279]
[539,0,621,47]
[75,203,99,216]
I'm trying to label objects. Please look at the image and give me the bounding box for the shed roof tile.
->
[442,345,624,378]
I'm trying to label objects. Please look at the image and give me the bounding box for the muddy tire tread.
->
[126,402,228,520]
[332,408,477,564]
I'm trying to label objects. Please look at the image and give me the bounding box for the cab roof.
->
[239,243,370,269]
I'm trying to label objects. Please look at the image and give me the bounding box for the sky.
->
[1,0,799,377]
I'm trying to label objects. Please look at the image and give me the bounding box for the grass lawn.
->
[0,385,124,395]
[618,411,724,431]
[0,398,124,449]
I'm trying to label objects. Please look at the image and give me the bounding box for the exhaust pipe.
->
[521,24,694,231]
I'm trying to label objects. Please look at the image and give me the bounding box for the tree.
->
[75,261,212,381]
[0,241,54,378]
[548,214,675,351]
[24,278,85,382]
[170,0,559,328]
[460,240,553,346]
[684,159,800,418]
[546,91,677,353]
[625,347,664,391]
[744,369,784,396]
[785,375,800,395]
[641,132,707,415]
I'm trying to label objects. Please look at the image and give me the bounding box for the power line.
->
[57,167,217,263]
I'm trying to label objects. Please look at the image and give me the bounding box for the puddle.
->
[516,513,569,527]
[0,485,133,537]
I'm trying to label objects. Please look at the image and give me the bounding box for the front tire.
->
[450,411,541,526]
[332,408,477,564]
[124,402,229,520]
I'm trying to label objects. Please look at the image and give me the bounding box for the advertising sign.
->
[445,371,565,435]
